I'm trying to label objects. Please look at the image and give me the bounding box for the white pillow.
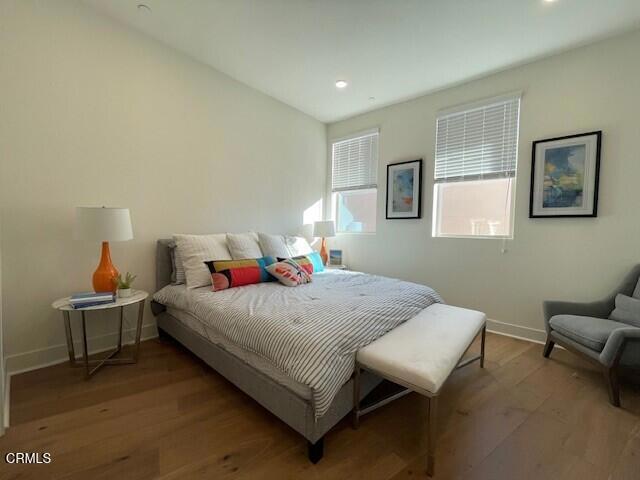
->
[173,234,232,289]
[258,233,291,259]
[285,235,313,257]
[173,245,186,284]
[226,232,263,259]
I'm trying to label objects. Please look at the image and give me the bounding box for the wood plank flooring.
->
[1,333,640,479]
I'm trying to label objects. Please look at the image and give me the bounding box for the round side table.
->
[51,290,149,379]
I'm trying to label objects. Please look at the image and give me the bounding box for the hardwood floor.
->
[1,333,640,479]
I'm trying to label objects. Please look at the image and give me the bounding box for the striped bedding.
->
[153,269,442,418]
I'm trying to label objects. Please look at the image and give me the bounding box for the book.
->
[70,292,115,308]
[71,292,115,302]
[70,299,115,309]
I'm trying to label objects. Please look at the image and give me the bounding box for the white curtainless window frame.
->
[331,129,379,233]
[433,93,521,239]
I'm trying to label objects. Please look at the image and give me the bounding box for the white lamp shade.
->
[313,220,336,238]
[74,207,133,242]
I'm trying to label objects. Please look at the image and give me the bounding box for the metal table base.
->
[61,299,145,379]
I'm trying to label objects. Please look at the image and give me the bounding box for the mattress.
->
[154,269,442,417]
[166,306,312,399]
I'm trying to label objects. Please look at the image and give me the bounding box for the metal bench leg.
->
[480,324,486,368]
[426,396,438,477]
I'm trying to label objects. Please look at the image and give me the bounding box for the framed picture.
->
[386,159,422,219]
[530,131,602,218]
[329,249,343,266]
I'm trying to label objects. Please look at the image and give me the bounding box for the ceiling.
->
[83,0,640,123]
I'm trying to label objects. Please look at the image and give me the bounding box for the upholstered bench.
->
[353,303,487,477]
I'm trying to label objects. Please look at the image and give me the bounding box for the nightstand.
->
[326,264,348,270]
[51,290,148,379]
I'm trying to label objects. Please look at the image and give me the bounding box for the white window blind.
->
[331,129,379,192]
[435,94,521,183]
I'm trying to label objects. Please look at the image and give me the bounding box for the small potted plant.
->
[114,272,137,298]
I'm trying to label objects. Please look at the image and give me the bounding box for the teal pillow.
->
[308,251,324,272]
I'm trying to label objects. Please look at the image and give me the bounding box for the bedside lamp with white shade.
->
[74,207,133,293]
[313,220,336,266]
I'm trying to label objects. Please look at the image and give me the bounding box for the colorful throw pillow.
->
[204,256,275,291]
[266,259,312,287]
[280,251,324,274]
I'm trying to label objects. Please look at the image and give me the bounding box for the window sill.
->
[433,234,513,240]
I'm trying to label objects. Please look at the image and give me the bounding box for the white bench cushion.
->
[357,304,486,395]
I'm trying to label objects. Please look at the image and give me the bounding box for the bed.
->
[151,239,443,462]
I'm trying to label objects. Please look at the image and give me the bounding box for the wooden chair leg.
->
[543,338,555,358]
[604,368,621,407]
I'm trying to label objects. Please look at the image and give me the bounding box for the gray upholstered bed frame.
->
[150,239,381,463]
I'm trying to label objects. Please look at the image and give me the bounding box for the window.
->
[331,129,378,233]
[433,94,521,238]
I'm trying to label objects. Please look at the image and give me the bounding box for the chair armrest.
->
[543,300,613,333]
[600,328,640,368]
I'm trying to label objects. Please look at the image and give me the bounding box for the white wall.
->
[328,29,640,341]
[1,3,638,376]
[0,1,326,372]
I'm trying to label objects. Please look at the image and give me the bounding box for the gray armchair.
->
[543,264,640,407]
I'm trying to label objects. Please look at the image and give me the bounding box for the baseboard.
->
[486,318,547,344]
[1,316,545,431]
[5,323,159,376]
[5,318,546,373]
[3,324,159,429]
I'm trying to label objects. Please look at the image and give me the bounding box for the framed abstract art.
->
[530,131,602,218]
[386,159,422,219]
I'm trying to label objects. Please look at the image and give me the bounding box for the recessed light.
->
[335,80,348,89]
[543,0,556,3]
[137,4,152,13]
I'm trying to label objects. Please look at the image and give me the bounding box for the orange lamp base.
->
[319,237,329,266]
[92,241,119,293]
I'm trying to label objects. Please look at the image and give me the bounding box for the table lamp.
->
[313,220,336,266]
[74,207,133,293]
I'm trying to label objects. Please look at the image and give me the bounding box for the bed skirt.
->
[154,306,381,443]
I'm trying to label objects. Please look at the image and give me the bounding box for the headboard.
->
[156,239,174,292]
